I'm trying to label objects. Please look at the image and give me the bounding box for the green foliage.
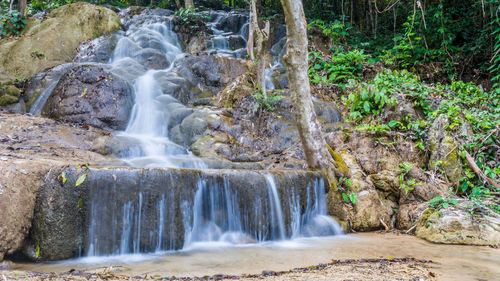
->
[28,0,73,13]
[338,177,357,205]
[253,89,284,112]
[341,192,358,205]
[174,7,208,34]
[0,10,26,38]
[397,162,423,194]
[345,69,408,120]
[489,17,500,93]
[308,19,350,44]
[428,196,458,210]
[308,48,368,85]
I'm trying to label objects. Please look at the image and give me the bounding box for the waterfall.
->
[83,169,341,256]
[74,10,342,258]
[28,81,58,115]
[265,174,286,240]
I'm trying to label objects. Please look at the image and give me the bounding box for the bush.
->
[0,10,26,38]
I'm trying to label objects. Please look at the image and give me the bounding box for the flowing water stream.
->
[47,10,342,259]
[12,233,500,281]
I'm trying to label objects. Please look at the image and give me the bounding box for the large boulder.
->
[416,200,500,246]
[172,54,250,103]
[0,113,108,261]
[0,159,48,261]
[0,85,20,106]
[42,65,133,130]
[0,2,121,82]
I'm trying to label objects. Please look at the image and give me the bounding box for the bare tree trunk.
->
[256,21,269,93]
[246,0,255,61]
[279,0,338,189]
[175,0,181,9]
[185,0,194,9]
[17,0,26,16]
[9,0,14,12]
[248,0,269,92]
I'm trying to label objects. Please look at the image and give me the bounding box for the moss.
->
[5,85,20,97]
[0,94,19,105]
[0,3,121,80]
[326,143,350,177]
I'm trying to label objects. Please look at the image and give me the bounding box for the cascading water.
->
[203,11,249,58]
[108,19,206,168]
[26,8,342,259]
[84,169,342,256]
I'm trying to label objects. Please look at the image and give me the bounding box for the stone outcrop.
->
[42,65,134,130]
[0,2,121,83]
[416,200,500,246]
[0,113,108,261]
[428,115,465,187]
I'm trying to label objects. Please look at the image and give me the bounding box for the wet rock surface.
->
[0,113,109,261]
[42,65,134,130]
[30,167,324,260]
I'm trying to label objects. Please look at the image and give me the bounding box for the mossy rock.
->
[0,93,19,105]
[416,201,500,246]
[0,2,121,82]
[0,85,21,105]
[4,85,20,97]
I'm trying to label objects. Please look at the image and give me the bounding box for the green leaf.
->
[388,120,399,128]
[345,178,352,188]
[75,173,87,187]
[77,198,83,208]
[349,192,358,204]
[61,171,67,184]
[363,101,370,113]
[35,244,40,259]
[461,182,469,193]
[342,193,349,202]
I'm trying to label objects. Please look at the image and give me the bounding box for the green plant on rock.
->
[338,177,357,205]
[253,88,284,112]
[397,162,424,194]
[428,196,458,210]
[174,7,207,35]
[308,19,350,44]
[344,71,399,121]
[308,47,368,86]
[0,10,26,38]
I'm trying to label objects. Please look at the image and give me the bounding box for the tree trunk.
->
[185,0,194,9]
[279,0,338,190]
[17,0,26,16]
[247,0,255,61]
[256,20,269,93]
[248,0,269,92]
[175,0,181,9]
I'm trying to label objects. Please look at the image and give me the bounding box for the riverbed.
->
[7,232,499,281]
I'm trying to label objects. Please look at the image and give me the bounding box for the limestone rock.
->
[0,2,121,82]
[428,115,463,186]
[0,160,48,261]
[416,201,500,246]
[42,65,133,130]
